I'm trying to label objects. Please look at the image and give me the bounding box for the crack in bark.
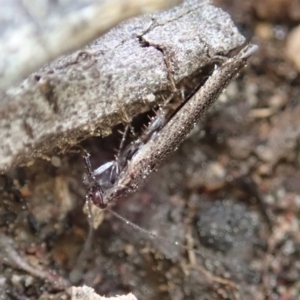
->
[0,0,245,171]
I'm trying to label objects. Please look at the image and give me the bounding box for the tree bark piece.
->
[71,286,137,300]
[0,0,245,171]
[0,0,182,90]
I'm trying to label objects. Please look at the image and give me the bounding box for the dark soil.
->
[1,1,300,299]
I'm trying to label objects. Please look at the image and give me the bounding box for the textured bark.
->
[0,0,182,90]
[71,286,137,300]
[0,0,245,171]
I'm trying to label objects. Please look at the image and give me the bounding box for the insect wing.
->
[93,161,114,176]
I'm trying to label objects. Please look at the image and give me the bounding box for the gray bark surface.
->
[0,0,245,171]
[0,0,182,90]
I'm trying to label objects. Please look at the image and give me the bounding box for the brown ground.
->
[1,0,300,299]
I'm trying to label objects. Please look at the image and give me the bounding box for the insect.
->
[83,44,258,212]
[70,44,258,290]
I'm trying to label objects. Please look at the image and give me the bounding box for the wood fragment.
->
[0,0,182,90]
[71,286,137,300]
[0,0,245,171]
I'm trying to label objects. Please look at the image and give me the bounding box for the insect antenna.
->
[106,207,240,296]
[106,207,215,260]
[73,198,239,295]
[69,194,95,283]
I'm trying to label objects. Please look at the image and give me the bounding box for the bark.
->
[71,286,137,300]
[0,0,182,90]
[0,0,245,171]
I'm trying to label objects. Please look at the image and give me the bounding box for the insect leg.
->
[93,161,115,176]
[117,124,130,158]
[81,151,95,179]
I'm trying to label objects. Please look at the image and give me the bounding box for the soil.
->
[1,0,300,299]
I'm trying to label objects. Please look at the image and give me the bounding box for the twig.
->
[0,233,69,289]
[184,226,240,300]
